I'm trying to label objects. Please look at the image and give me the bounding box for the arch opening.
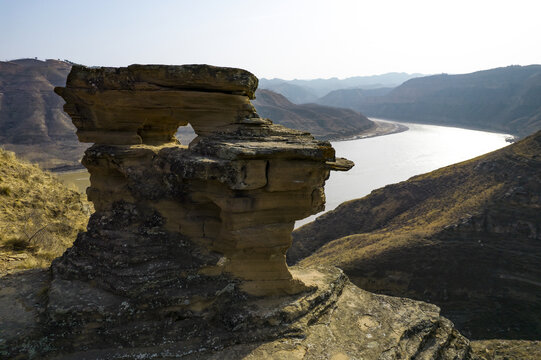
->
[175,123,197,146]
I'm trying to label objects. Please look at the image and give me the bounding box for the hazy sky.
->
[1,0,540,79]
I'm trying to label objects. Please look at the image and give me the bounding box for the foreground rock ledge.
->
[0,64,471,358]
[1,267,472,359]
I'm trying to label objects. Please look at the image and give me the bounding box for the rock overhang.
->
[54,63,353,297]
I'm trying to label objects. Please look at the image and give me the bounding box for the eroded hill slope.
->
[0,59,89,170]
[253,89,374,140]
[323,65,541,137]
[291,130,541,339]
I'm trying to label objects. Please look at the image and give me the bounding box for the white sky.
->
[1,0,540,79]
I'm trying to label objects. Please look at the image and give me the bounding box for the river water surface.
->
[56,119,513,227]
[297,119,512,226]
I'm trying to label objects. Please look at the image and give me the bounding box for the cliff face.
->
[291,130,541,339]
[0,64,472,359]
[0,59,89,170]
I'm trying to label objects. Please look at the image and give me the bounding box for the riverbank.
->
[338,119,408,141]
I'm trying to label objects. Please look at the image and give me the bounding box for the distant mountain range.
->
[252,89,374,140]
[259,72,424,104]
[318,65,541,137]
[290,130,541,340]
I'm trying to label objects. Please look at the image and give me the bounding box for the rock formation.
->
[0,59,380,172]
[0,64,472,359]
[52,64,355,296]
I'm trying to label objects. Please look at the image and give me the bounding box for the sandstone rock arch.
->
[0,64,472,359]
[54,64,353,296]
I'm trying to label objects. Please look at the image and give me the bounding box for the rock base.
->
[0,267,471,359]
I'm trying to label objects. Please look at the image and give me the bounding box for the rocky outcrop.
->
[0,64,472,359]
[0,60,378,171]
[52,64,354,296]
[1,267,472,359]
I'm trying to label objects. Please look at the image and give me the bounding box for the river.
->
[56,119,513,227]
[297,119,512,226]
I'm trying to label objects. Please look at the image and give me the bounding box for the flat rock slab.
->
[0,267,471,359]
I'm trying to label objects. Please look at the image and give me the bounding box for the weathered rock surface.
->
[53,64,353,296]
[0,267,472,359]
[0,64,471,359]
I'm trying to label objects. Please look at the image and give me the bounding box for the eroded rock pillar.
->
[54,64,353,297]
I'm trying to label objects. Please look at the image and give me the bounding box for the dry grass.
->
[471,340,541,360]
[295,130,541,271]
[0,148,92,275]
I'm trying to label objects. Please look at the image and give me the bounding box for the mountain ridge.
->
[317,65,541,137]
[253,89,375,140]
[260,72,423,102]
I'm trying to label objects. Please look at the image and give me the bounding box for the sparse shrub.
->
[0,185,11,196]
[4,237,30,251]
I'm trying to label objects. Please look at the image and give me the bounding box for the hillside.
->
[331,65,541,137]
[0,148,91,275]
[253,89,374,140]
[0,59,88,170]
[290,130,541,339]
[258,81,318,104]
[316,87,393,109]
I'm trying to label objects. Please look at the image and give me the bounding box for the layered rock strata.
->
[52,64,354,296]
[0,64,472,358]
